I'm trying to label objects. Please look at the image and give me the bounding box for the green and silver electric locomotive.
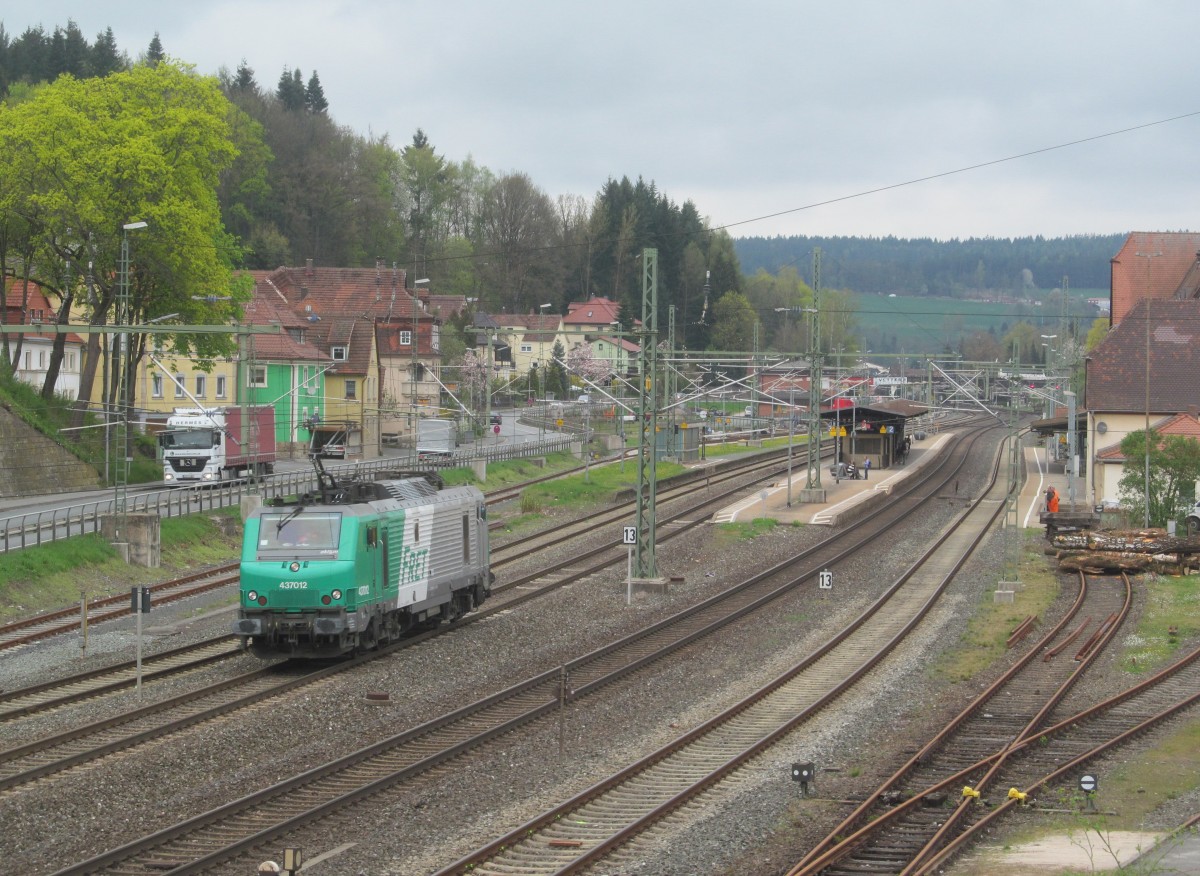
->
[234,474,491,658]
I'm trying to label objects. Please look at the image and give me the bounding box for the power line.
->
[713,111,1200,232]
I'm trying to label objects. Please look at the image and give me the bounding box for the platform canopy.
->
[817,399,929,432]
[1028,411,1087,437]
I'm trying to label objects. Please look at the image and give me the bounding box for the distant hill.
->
[733,234,1123,297]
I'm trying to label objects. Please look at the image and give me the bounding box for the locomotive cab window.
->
[257,511,342,557]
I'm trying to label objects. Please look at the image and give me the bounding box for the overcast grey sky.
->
[6,1,1198,241]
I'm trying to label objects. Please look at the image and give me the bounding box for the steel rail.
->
[429,426,1011,875]
[899,572,1134,875]
[48,424,996,875]
[0,448,803,790]
[789,572,1133,876]
[912,654,1200,875]
[0,637,243,722]
[798,638,1200,876]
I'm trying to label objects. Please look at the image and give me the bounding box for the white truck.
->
[416,418,456,464]
[158,406,277,484]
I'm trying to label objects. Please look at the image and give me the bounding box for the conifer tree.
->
[305,70,328,113]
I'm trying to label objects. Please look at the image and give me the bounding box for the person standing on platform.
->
[864,458,870,480]
[1047,486,1060,513]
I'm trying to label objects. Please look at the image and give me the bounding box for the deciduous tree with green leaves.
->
[1116,429,1200,528]
[709,291,758,353]
[0,60,250,416]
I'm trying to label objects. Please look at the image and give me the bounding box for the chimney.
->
[305,258,314,276]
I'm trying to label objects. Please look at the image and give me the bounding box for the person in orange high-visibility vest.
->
[1047,487,1060,513]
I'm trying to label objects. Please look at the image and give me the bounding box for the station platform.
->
[711,434,954,526]
[712,429,1089,529]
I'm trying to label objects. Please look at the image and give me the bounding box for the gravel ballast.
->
[2,434,1196,876]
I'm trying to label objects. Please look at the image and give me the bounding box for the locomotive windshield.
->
[159,429,221,450]
[257,511,342,556]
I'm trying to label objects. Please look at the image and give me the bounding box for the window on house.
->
[331,346,348,361]
[195,374,206,398]
[22,351,31,371]
[38,350,46,369]
[520,343,533,354]
[152,374,163,398]
[345,379,357,400]
[287,328,305,343]
[216,375,227,398]
[248,366,267,387]
[398,331,412,346]
[174,374,185,398]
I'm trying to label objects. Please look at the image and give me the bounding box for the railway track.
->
[910,647,1200,875]
[487,446,803,567]
[827,640,1200,876]
[0,444,810,793]
[44,423,1001,874]
[0,564,239,652]
[0,637,243,722]
[789,571,1134,875]
[0,444,801,654]
[432,425,1012,876]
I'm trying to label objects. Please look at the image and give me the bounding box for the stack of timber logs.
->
[1049,529,1200,575]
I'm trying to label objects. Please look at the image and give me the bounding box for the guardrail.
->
[0,436,576,554]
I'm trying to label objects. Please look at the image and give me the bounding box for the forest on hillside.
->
[735,234,1124,298]
[0,20,740,355]
[1,20,1119,378]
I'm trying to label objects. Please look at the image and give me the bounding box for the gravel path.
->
[1,435,1194,876]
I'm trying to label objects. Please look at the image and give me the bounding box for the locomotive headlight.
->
[321,595,331,605]
[289,561,301,572]
[331,589,342,600]
[246,590,258,602]
[257,595,267,606]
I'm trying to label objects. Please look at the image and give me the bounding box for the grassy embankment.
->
[0,449,628,621]
[0,511,244,622]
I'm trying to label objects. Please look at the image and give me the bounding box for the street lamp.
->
[538,303,552,439]
[775,306,818,503]
[411,278,429,434]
